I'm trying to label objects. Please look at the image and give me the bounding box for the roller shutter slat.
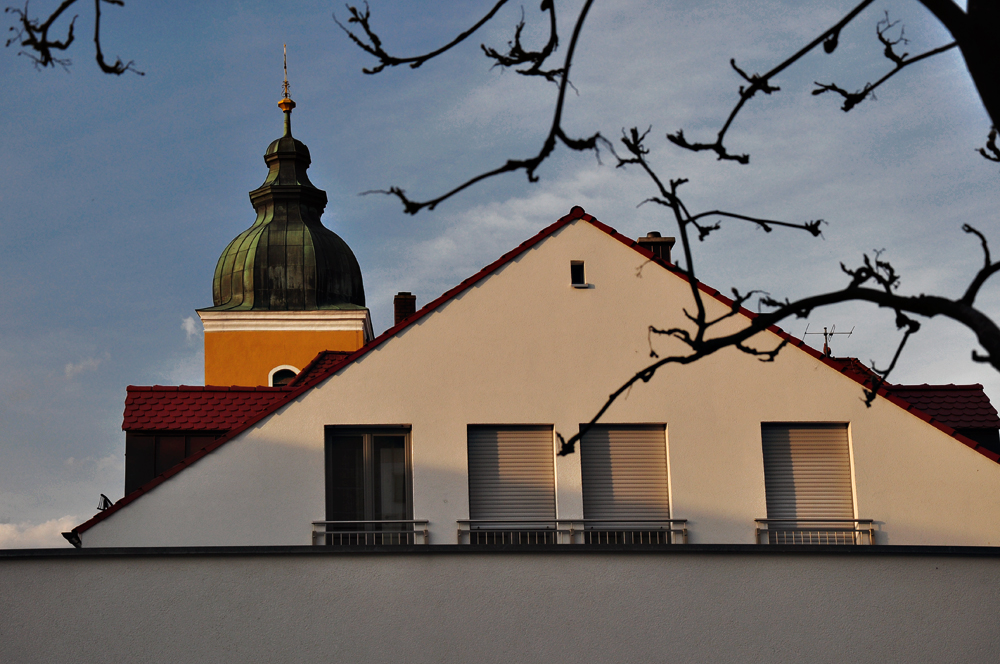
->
[468,426,555,520]
[581,425,670,521]
[762,424,854,520]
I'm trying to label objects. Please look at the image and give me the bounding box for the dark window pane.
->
[373,435,407,521]
[271,369,297,386]
[125,434,155,495]
[155,436,186,476]
[327,435,365,523]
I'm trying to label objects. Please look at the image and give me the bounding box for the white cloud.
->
[63,354,108,379]
[64,454,123,474]
[182,315,202,342]
[0,516,78,549]
[156,347,205,386]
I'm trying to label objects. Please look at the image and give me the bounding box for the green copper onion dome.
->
[205,93,365,311]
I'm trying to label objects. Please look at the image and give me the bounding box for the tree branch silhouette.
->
[5,0,141,74]
[813,12,957,112]
[335,0,511,74]
[558,122,999,454]
[356,0,606,214]
[981,127,1000,163]
[481,2,562,83]
[918,0,1000,126]
[344,1,992,211]
[557,193,1000,456]
[666,0,877,162]
[339,2,1000,455]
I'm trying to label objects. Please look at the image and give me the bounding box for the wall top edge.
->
[5,543,1000,560]
[197,310,370,321]
[197,309,372,332]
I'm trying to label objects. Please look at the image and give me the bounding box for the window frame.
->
[758,422,866,544]
[466,424,557,522]
[323,425,413,525]
[579,423,671,524]
[268,364,300,387]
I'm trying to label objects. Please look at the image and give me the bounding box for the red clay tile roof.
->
[831,357,884,386]
[885,384,1000,429]
[814,359,998,430]
[72,206,1000,537]
[123,386,292,432]
[288,351,352,387]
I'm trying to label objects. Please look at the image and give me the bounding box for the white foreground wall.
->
[82,219,1000,547]
[2,548,1000,664]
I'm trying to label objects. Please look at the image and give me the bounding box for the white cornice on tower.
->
[197,309,374,342]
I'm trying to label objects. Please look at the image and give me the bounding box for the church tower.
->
[198,58,372,386]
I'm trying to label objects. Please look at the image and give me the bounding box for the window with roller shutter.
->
[580,424,674,544]
[760,423,863,544]
[466,425,556,544]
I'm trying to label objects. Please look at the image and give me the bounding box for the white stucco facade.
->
[81,216,1000,548]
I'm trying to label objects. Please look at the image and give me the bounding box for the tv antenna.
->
[803,324,854,357]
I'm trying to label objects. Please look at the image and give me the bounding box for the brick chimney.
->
[393,292,417,325]
[637,232,676,263]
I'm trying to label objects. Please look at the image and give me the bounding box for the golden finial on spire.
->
[278,43,296,116]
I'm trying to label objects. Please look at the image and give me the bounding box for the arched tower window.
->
[269,366,300,387]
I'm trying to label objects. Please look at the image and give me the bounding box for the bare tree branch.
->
[5,0,141,74]
[813,12,955,112]
[559,251,1000,456]
[918,0,999,127]
[916,0,968,37]
[960,224,1000,305]
[343,1,994,215]
[337,3,1000,455]
[335,1,511,74]
[361,0,605,214]
[862,311,920,405]
[687,210,825,237]
[555,123,1000,454]
[668,0,877,163]
[92,0,140,75]
[5,0,78,70]
[980,127,1000,162]
[481,1,562,82]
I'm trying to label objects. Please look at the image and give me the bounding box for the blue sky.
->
[0,0,995,546]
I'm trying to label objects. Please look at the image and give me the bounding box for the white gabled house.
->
[70,206,1000,549]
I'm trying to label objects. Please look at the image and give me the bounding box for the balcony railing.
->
[754,518,875,545]
[457,519,688,545]
[311,520,430,546]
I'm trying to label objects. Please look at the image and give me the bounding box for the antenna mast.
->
[803,324,855,357]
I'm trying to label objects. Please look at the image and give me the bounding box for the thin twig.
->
[5,0,140,74]
[668,0,877,162]
[364,0,604,214]
[335,1,511,74]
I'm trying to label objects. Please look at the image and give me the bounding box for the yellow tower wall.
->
[198,309,373,386]
[204,329,365,386]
